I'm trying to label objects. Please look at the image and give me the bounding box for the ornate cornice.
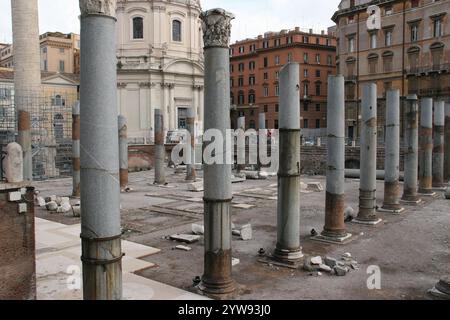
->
[117,82,127,88]
[80,0,116,18]
[200,8,235,49]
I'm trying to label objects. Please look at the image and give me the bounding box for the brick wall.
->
[0,186,36,300]
[128,144,177,172]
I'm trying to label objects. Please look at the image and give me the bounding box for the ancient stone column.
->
[79,0,123,300]
[380,90,404,213]
[432,100,445,188]
[186,108,196,181]
[72,102,81,197]
[419,98,435,195]
[445,103,450,182]
[318,75,351,242]
[257,113,266,171]
[11,0,42,181]
[274,62,303,262]
[154,109,166,185]
[118,115,128,191]
[199,8,236,299]
[402,95,421,204]
[236,116,246,172]
[354,83,381,225]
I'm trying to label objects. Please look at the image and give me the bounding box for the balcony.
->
[406,63,450,76]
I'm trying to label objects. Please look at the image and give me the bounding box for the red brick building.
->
[229,27,337,130]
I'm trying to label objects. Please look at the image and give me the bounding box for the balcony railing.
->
[406,63,450,76]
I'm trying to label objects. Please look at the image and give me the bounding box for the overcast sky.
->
[0,0,340,44]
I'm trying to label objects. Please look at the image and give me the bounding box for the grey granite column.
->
[418,97,434,195]
[72,102,81,197]
[401,95,421,204]
[79,0,122,300]
[380,90,404,213]
[186,108,197,181]
[317,75,351,242]
[199,8,236,299]
[432,100,445,188]
[118,115,128,191]
[273,63,303,262]
[154,109,166,185]
[445,103,450,182]
[354,83,382,225]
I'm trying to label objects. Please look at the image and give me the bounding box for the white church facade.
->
[116,0,204,143]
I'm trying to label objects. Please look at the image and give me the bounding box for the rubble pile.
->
[303,252,359,277]
[35,194,80,217]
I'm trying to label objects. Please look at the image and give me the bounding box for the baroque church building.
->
[116,0,204,143]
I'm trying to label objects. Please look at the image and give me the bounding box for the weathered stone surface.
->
[240,224,252,241]
[188,181,204,192]
[46,201,58,211]
[169,234,201,244]
[334,266,348,276]
[232,258,240,266]
[79,0,116,17]
[36,196,46,207]
[324,257,338,268]
[175,245,192,252]
[200,8,235,48]
[311,256,323,265]
[4,143,23,183]
[72,205,81,217]
[319,264,332,273]
[307,182,324,192]
[191,224,204,235]
[57,202,72,214]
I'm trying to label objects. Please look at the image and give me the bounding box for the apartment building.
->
[333,0,450,140]
[229,27,337,132]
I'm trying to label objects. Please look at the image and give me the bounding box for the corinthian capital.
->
[80,0,117,18]
[200,8,235,49]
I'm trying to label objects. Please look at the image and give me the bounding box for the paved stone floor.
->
[34,168,450,300]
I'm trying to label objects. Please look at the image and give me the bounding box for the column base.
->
[445,188,450,199]
[273,247,304,264]
[199,279,236,300]
[418,190,436,197]
[378,206,406,214]
[352,218,383,226]
[400,197,423,206]
[312,232,353,245]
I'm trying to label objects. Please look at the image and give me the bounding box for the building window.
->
[44,60,48,71]
[264,57,268,68]
[264,105,268,113]
[368,54,379,74]
[410,24,419,42]
[304,53,309,63]
[411,0,419,8]
[274,39,281,47]
[287,53,293,62]
[230,92,234,104]
[274,120,279,129]
[275,71,279,79]
[327,55,333,66]
[433,18,443,38]
[230,64,234,73]
[263,41,269,49]
[316,104,320,111]
[303,119,309,128]
[316,70,320,77]
[348,36,356,53]
[133,17,144,39]
[249,61,256,70]
[249,75,255,86]
[385,29,393,46]
[275,56,280,65]
[304,103,309,112]
[249,91,256,104]
[315,82,321,96]
[275,85,280,96]
[316,119,321,128]
[275,104,279,112]
[303,36,309,43]
[238,77,244,87]
[59,60,65,72]
[383,51,394,72]
[264,87,269,97]
[304,69,309,77]
[52,95,65,106]
[287,36,293,44]
[238,91,245,105]
[172,20,182,42]
[239,46,245,53]
[303,83,309,96]
[238,63,244,72]
[59,48,64,53]
[316,54,321,64]
[385,5,393,15]
[250,44,256,52]
[249,120,256,129]
[264,72,268,80]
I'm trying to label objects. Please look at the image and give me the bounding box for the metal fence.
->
[0,84,77,181]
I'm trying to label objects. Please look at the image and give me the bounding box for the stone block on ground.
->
[57,202,72,214]
[240,224,252,241]
[46,201,58,212]
[311,256,323,265]
[36,196,46,207]
[175,245,192,252]
[324,257,338,268]
[191,224,204,235]
[169,234,201,244]
[307,182,324,192]
[188,181,204,192]
[334,266,348,276]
